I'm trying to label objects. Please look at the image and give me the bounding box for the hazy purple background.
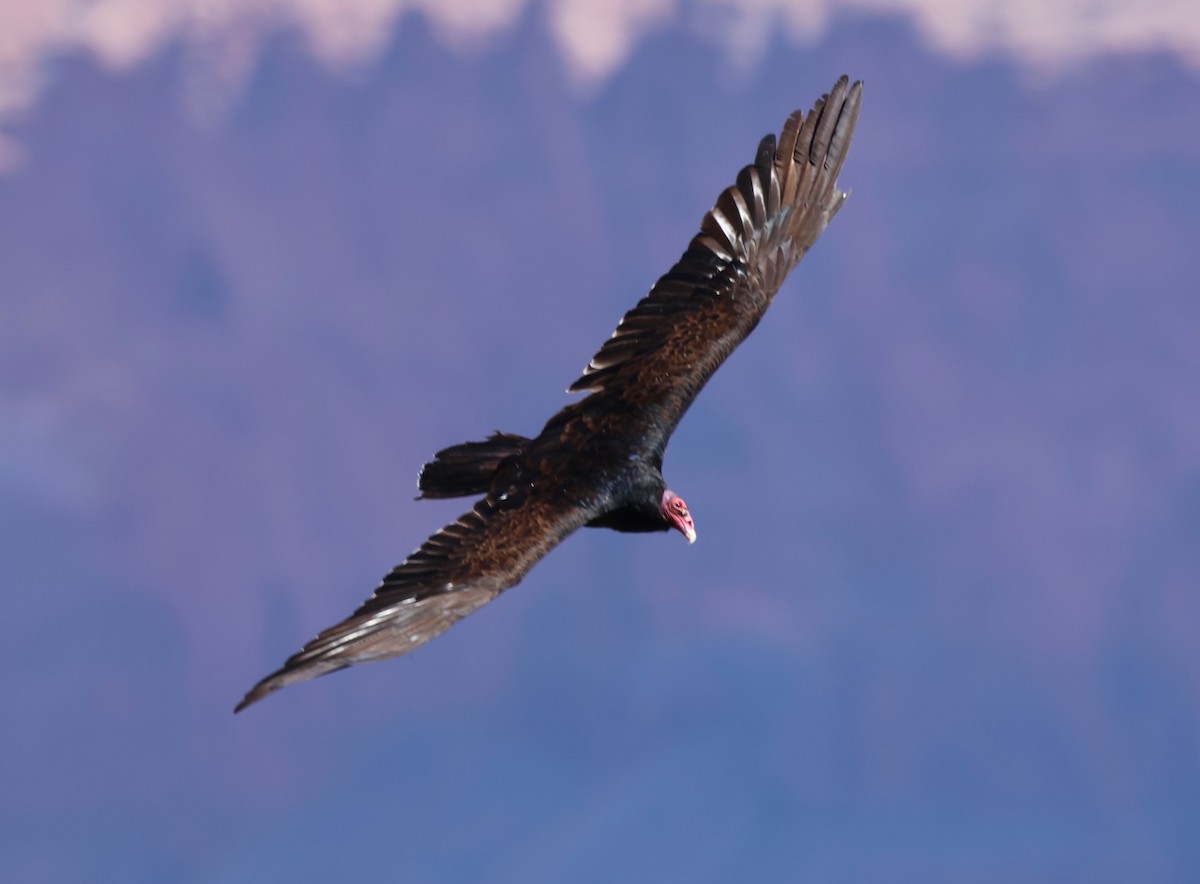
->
[3,6,1199,882]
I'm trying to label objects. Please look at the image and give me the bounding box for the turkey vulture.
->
[235,75,862,712]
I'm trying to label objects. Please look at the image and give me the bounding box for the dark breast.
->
[585,501,668,534]
[581,455,668,534]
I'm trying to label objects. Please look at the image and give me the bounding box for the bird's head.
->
[661,489,696,544]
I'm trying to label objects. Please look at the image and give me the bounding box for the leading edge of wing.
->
[567,76,863,404]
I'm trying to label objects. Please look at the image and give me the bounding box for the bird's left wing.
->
[566,76,862,455]
[235,491,597,711]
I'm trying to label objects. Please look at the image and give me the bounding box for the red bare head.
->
[661,490,696,544]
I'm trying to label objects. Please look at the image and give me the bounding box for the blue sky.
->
[2,3,1199,881]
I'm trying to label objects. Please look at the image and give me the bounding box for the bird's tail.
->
[417,431,530,498]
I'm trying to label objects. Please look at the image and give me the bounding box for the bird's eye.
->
[673,500,685,512]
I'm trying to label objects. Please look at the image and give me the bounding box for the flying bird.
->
[236,75,863,712]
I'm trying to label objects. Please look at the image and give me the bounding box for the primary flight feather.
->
[236,75,863,712]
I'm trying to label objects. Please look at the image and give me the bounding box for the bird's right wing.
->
[235,491,596,711]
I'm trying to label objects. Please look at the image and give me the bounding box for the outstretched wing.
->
[568,76,862,456]
[235,492,596,711]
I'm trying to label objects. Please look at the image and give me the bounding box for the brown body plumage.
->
[236,76,863,712]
